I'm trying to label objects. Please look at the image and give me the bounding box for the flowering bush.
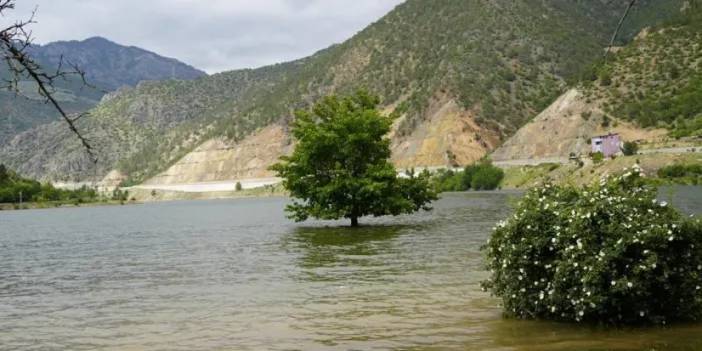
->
[482,167,702,324]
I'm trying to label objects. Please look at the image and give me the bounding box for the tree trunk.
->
[350,216,359,227]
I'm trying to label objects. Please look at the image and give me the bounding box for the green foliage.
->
[657,163,702,184]
[6,0,685,183]
[586,6,702,134]
[431,161,505,192]
[111,188,129,202]
[482,168,702,324]
[598,68,613,87]
[621,141,639,156]
[432,169,465,192]
[469,163,505,190]
[591,152,605,164]
[0,164,98,203]
[270,91,437,226]
[235,182,243,191]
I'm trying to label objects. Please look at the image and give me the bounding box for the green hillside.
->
[0,37,206,145]
[582,6,702,137]
[0,0,686,183]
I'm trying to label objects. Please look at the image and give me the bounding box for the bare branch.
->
[0,0,97,162]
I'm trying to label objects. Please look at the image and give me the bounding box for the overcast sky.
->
[9,0,404,73]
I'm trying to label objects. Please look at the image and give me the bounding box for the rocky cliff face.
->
[390,95,500,168]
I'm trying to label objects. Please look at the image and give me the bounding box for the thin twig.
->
[0,1,97,162]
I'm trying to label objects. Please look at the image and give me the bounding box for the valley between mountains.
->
[2,0,701,197]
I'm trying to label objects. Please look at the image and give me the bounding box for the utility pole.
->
[604,0,637,63]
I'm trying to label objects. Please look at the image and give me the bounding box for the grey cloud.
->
[8,0,404,73]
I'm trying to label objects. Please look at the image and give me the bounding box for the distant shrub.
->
[432,161,504,192]
[235,182,243,191]
[470,165,505,190]
[482,168,702,325]
[432,169,464,192]
[591,152,604,164]
[599,70,612,86]
[657,164,702,183]
[621,141,639,156]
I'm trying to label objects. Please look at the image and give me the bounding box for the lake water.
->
[1,190,702,350]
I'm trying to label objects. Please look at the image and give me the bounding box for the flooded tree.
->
[271,91,437,227]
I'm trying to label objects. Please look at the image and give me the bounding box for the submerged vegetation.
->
[271,91,437,226]
[483,167,702,324]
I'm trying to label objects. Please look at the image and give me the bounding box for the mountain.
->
[0,36,207,144]
[0,0,687,183]
[493,6,702,161]
[26,37,207,91]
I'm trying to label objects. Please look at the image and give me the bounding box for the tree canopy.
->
[271,91,437,226]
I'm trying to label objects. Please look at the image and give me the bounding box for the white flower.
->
[640,311,645,317]
[627,282,633,288]
[669,236,675,242]
[660,201,668,207]
[578,311,584,316]
[611,281,616,286]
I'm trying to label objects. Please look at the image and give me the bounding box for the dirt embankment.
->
[501,153,702,189]
[491,88,668,162]
[143,124,294,185]
[131,92,501,189]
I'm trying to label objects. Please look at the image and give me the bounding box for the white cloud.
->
[7,0,403,73]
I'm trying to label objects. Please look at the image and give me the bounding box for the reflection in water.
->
[0,192,701,350]
[484,318,702,351]
[286,225,404,268]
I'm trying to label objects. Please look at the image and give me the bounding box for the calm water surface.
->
[1,190,702,350]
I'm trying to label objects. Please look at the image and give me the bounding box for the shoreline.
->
[0,199,138,212]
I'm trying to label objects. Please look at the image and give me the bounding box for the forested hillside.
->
[584,7,702,137]
[0,0,686,183]
[492,5,702,162]
[0,36,206,144]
